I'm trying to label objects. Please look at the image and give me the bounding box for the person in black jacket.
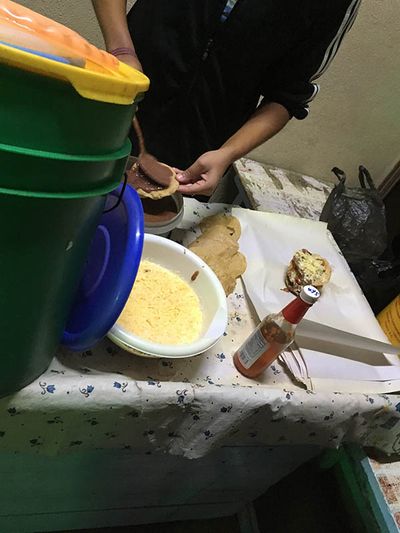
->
[93,0,361,196]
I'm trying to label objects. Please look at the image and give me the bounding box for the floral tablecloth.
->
[1,200,400,459]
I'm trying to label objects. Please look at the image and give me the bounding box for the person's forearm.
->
[177,102,290,195]
[219,102,290,164]
[92,0,134,51]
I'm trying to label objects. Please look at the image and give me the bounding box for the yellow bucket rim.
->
[0,42,150,105]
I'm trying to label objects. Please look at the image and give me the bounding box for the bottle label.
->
[238,329,270,369]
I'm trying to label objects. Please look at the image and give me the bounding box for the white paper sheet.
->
[299,349,400,382]
[233,208,400,393]
[308,378,400,395]
[233,208,387,340]
[297,320,399,355]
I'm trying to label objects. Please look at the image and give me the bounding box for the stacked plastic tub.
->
[0,1,149,396]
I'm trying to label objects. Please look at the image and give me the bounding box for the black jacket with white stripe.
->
[128,0,360,168]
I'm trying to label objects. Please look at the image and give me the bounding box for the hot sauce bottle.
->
[233,286,320,378]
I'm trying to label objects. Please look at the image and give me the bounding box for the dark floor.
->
[71,517,240,533]
[254,459,360,533]
[69,457,362,533]
[142,518,239,533]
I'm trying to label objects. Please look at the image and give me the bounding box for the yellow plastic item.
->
[0,0,149,104]
[0,0,116,71]
[378,295,400,346]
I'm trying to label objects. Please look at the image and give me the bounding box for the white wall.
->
[250,0,400,186]
[18,0,400,185]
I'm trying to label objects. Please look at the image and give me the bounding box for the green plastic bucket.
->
[0,62,142,155]
[0,27,149,397]
[0,140,131,193]
[0,182,121,398]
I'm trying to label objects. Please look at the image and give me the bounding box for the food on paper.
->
[285,249,331,296]
[199,214,241,239]
[189,214,246,296]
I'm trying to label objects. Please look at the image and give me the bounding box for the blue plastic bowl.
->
[62,184,144,351]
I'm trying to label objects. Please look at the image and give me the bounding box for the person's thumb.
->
[176,159,204,184]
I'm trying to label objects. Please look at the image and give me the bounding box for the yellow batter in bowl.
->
[117,260,203,345]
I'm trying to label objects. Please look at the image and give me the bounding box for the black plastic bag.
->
[320,166,387,263]
[351,258,400,314]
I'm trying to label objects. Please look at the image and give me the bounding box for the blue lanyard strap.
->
[203,0,241,60]
[221,0,240,22]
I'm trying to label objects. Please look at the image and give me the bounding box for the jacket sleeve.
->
[262,0,361,119]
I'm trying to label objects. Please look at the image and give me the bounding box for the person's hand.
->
[176,149,232,196]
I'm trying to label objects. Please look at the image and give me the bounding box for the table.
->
[234,158,400,532]
[1,198,399,459]
[2,183,400,531]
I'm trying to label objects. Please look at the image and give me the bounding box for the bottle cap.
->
[300,285,320,305]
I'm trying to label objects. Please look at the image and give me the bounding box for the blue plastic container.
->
[63,185,144,351]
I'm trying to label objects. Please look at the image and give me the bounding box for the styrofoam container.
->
[126,156,184,237]
[144,192,184,236]
[108,234,228,358]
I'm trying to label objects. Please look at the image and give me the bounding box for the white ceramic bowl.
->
[108,234,228,358]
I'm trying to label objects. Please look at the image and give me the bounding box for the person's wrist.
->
[109,47,137,59]
[218,146,237,167]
